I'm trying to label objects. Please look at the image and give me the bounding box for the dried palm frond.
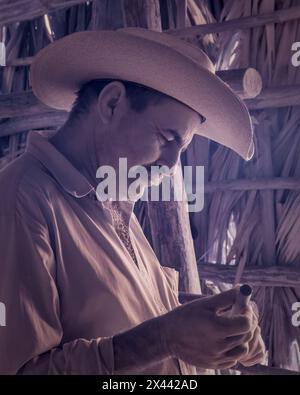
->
[197,0,300,370]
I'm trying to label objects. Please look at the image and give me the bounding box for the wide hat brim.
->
[29,28,254,161]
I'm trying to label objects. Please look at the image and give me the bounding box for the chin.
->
[149,176,164,187]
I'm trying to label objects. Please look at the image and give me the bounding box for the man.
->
[0,28,265,374]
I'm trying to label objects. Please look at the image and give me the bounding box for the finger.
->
[243,327,264,357]
[204,288,239,312]
[223,344,249,360]
[215,360,238,370]
[239,305,258,326]
[215,314,252,337]
[240,350,266,367]
[240,332,266,365]
[223,331,253,351]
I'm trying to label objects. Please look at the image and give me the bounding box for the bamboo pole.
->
[168,6,300,38]
[198,262,300,287]
[0,0,93,27]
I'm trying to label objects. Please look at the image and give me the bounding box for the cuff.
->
[97,336,115,375]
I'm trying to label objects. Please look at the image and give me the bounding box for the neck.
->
[49,118,99,189]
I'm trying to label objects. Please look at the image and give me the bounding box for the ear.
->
[97,81,127,124]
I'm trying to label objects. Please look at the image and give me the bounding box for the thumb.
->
[204,288,239,312]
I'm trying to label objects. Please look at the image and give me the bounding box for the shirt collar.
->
[26,131,94,198]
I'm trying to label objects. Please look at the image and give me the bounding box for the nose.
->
[160,144,182,172]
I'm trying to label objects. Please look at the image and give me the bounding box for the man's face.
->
[93,84,203,199]
[108,97,200,173]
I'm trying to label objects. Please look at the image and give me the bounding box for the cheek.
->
[131,133,161,162]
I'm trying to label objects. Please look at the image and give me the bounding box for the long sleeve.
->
[0,209,114,375]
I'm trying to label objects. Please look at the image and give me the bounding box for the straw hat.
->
[29,28,254,160]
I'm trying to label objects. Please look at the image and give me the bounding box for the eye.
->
[157,131,174,147]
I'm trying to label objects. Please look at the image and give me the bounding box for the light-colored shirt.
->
[0,131,196,375]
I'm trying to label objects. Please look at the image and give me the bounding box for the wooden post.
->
[122,0,162,30]
[88,0,125,30]
[121,0,200,293]
[217,68,262,99]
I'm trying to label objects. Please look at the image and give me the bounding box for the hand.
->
[160,288,259,370]
[238,325,266,367]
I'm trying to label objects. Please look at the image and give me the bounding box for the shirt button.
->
[154,297,166,313]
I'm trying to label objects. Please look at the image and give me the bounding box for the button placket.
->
[130,233,167,314]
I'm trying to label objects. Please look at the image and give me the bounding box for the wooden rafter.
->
[0,68,263,118]
[246,85,300,110]
[168,6,300,38]
[0,0,92,27]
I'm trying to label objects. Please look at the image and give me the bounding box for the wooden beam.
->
[168,6,300,38]
[2,57,262,101]
[0,69,263,120]
[246,85,300,110]
[0,112,67,137]
[205,177,300,193]
[3,57,263,101]
[0,0,93,27]
[198,262,300,287]
[2,59,263,100]
[218,68,262,99]
[0,90,57,118]
[0,82,298,131]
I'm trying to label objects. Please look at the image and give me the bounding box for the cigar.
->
[230,284,252,316]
